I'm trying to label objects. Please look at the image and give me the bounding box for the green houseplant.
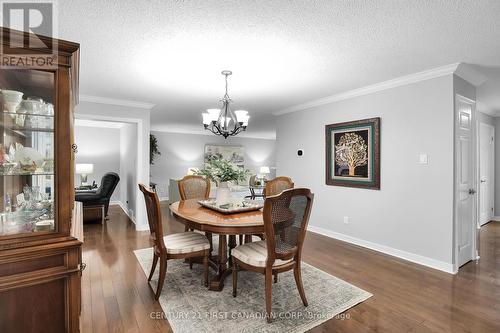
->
[150,134,161,165]
[195,158,249,204]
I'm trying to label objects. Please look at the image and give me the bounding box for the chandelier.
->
[202,70,249,139]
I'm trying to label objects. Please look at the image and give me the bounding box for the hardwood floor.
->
[81,204,500,332]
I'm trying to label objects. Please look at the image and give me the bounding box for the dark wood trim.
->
[0,27,81,332]
[1,27,80,55]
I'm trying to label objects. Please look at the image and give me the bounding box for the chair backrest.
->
[249,175,257,186]
[264,176,294,197]
[262,188,314,265]
[138,183,166,251]
[178,175,210,200]
[96,172,120,198]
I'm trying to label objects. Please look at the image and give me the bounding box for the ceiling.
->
[57,1,500,138]
[476,66,500,116]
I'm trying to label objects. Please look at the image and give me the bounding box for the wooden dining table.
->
[170,199,264,291]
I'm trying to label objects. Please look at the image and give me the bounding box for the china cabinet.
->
[0,28,81,332]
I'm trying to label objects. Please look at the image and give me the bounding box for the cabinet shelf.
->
[3,111,54,118]
[0,124,54,135]
[0,171,54,176]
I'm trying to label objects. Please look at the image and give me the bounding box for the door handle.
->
[469,189,477,195]
[480,180,486,183]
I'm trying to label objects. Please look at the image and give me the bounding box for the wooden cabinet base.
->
[0,240,82,333]
[83,205,105,224]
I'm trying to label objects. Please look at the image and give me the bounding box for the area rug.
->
[134,247,371,333]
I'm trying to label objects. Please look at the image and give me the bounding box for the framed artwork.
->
[325,117,380,190]
[204,144,245,168]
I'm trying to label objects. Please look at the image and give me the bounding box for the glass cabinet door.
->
[0,69,56,236]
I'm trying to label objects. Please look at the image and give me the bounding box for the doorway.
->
[74,118,140,225]
[479,123,495,226]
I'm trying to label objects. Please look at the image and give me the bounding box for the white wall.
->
[150,131,276,198]
[76,100,151,230]
[493,117,500,217]
[74,125,121,202]
[120,123,138,219]
[477,112,497,215]
[276,75,456,271]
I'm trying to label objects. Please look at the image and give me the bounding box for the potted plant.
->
[195,158,249,205]
[150,134,161,165]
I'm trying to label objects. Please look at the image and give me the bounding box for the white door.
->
[479,123,495,226]
[455,95,476,267]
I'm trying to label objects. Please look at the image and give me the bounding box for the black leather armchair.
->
[75,172,120,216]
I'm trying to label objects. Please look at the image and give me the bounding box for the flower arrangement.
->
[195,158,249,185]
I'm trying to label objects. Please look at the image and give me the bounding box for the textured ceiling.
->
[57,0,500,138]
[476,66,500,116]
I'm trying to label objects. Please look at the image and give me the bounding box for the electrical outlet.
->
[343,216,349,224]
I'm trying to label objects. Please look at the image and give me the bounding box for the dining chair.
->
[263,176,294,197]
[232,188,314,323]
[178,175,211,201]
[178,175,213,265]
[138,184,210,299]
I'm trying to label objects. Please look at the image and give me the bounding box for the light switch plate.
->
[419,154,428,164]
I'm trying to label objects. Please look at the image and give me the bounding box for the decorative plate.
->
[197,199,263,214]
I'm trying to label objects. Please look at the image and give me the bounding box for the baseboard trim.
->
[112,200,136,224]
[307,225,456,274]
[492,216,500,222]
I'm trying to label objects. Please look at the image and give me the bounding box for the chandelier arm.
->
[212,122,224,136]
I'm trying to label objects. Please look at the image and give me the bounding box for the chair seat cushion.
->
[164,232,210,254]
[232,240,292,267]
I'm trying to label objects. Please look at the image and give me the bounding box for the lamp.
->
[259,166,270,181]
[76,163,94,185]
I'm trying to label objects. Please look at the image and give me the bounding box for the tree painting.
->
[334,132,368,176]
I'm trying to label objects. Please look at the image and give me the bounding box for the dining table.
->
[170,199,264,291]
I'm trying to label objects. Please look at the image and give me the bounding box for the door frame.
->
[478,122,495,226]
[453,94,478,272]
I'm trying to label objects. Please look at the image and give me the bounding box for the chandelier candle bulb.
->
[202,113,211,125]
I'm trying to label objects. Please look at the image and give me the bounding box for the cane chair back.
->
[264,176,294,197]
[178,175,210,200]
[263,188,314,264]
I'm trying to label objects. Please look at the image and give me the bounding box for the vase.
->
[216,181,230,206]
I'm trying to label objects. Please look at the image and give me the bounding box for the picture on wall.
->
[204,144,245,167]
[325,117,380,189]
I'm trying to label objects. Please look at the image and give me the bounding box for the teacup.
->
[20,99,43,114]
[1,90,23,113]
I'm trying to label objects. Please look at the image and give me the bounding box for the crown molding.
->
[74,118,124,129]
[150,127,276,140]
[273,63,461,116]
[79,94,155,110]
